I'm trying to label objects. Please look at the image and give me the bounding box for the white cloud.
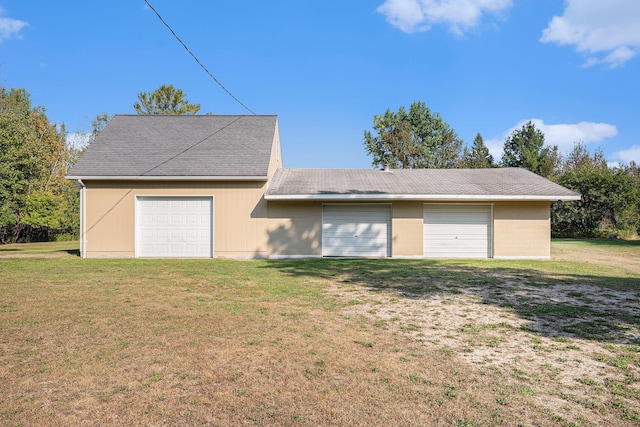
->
[0,8,28,43]
[540,0,640,68]
[377,0,512,35]
[528,119,618,151]
[613,145,640,164]
[377,0,428,33]
[486,118,618,160]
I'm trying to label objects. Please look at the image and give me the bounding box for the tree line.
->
[365,101,640,238]
[0,84,200,243]
[0,87,77,243]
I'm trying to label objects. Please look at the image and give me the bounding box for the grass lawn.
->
[1,239,639,426]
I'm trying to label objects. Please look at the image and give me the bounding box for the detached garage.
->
[68,114,581,259]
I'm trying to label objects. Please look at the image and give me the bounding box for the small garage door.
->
[137,196,213,258]
[322,204,391,257]
[423,204,492,258]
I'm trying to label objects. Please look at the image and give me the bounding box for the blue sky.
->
[1,0,639,168]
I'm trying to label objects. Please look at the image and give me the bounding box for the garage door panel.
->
[425,224,489,234]
[322,227,387,238]
[424,204,492,258]
[323,238,388,249]
[137,196,213,258]
[322,205,390,257]
[427,240,490,249]
[154,244,169,254]
[323,244,387,256]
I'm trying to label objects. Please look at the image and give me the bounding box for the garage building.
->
[67,114,580,259]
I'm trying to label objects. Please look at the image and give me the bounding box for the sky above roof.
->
[1,0,639,168]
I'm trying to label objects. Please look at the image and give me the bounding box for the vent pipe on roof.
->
[383,164,390,172]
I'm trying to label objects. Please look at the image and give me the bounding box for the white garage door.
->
[423,204,492,258]
[322,204,391,257]
[136,196,213,258]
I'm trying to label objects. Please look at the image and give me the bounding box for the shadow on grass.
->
[261,258,640,345]
[64,249,80,257]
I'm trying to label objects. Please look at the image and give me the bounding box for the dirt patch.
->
[0,252,71,259]
[331,270,640,426]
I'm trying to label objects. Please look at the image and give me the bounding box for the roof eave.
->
[264,193,581,201]
[66,175,269,181]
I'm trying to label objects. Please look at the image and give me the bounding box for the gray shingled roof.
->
[265,168,580,201]
[67,115,278,179]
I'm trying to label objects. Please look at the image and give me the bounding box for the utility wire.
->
[141,116,244,175]
[144,0,256,115]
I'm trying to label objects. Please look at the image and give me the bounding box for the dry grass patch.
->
[1,239,639,426]
[1,257,554,426]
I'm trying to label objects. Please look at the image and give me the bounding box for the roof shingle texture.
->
[266,168,580,198]
[68,115,277,178]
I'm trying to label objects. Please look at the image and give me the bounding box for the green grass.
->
[0,240,79,254]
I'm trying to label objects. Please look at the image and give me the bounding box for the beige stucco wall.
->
[266,201,322,256]
[81,178,552,259]
[391,201,424,257]
[392,201,552,259]
[82,183,323,258]
[265,201,426,257]
[83,181,272,258]
[493,201,551,259]
[267,123,283,180]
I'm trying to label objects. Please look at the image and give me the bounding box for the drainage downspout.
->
[77,179,87,259]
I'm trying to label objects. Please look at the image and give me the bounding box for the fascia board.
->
[66,175,269,181]
[264,193,581,201]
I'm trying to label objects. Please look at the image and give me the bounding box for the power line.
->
[143,0,256,115]
[142,116,244,175]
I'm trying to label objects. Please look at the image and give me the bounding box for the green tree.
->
[0,86,71,242]
[364,101,463,169]
[501,121,557,177]
[563,141,606,172]
[552,165,638,237]
[459,133,494,168]
[133,84,200,115]
[551,142,639,237]
[90,112,111,139]
[540,145,563,179]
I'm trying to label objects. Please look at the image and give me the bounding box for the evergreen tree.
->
[134,84,200,115]
[364,101,462,169]
[501,121,555,176]
[459,133,493,168]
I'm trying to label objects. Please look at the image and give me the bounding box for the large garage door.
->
[423,204,492,258]
[322,204,391,257]
[137,196,213,258]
